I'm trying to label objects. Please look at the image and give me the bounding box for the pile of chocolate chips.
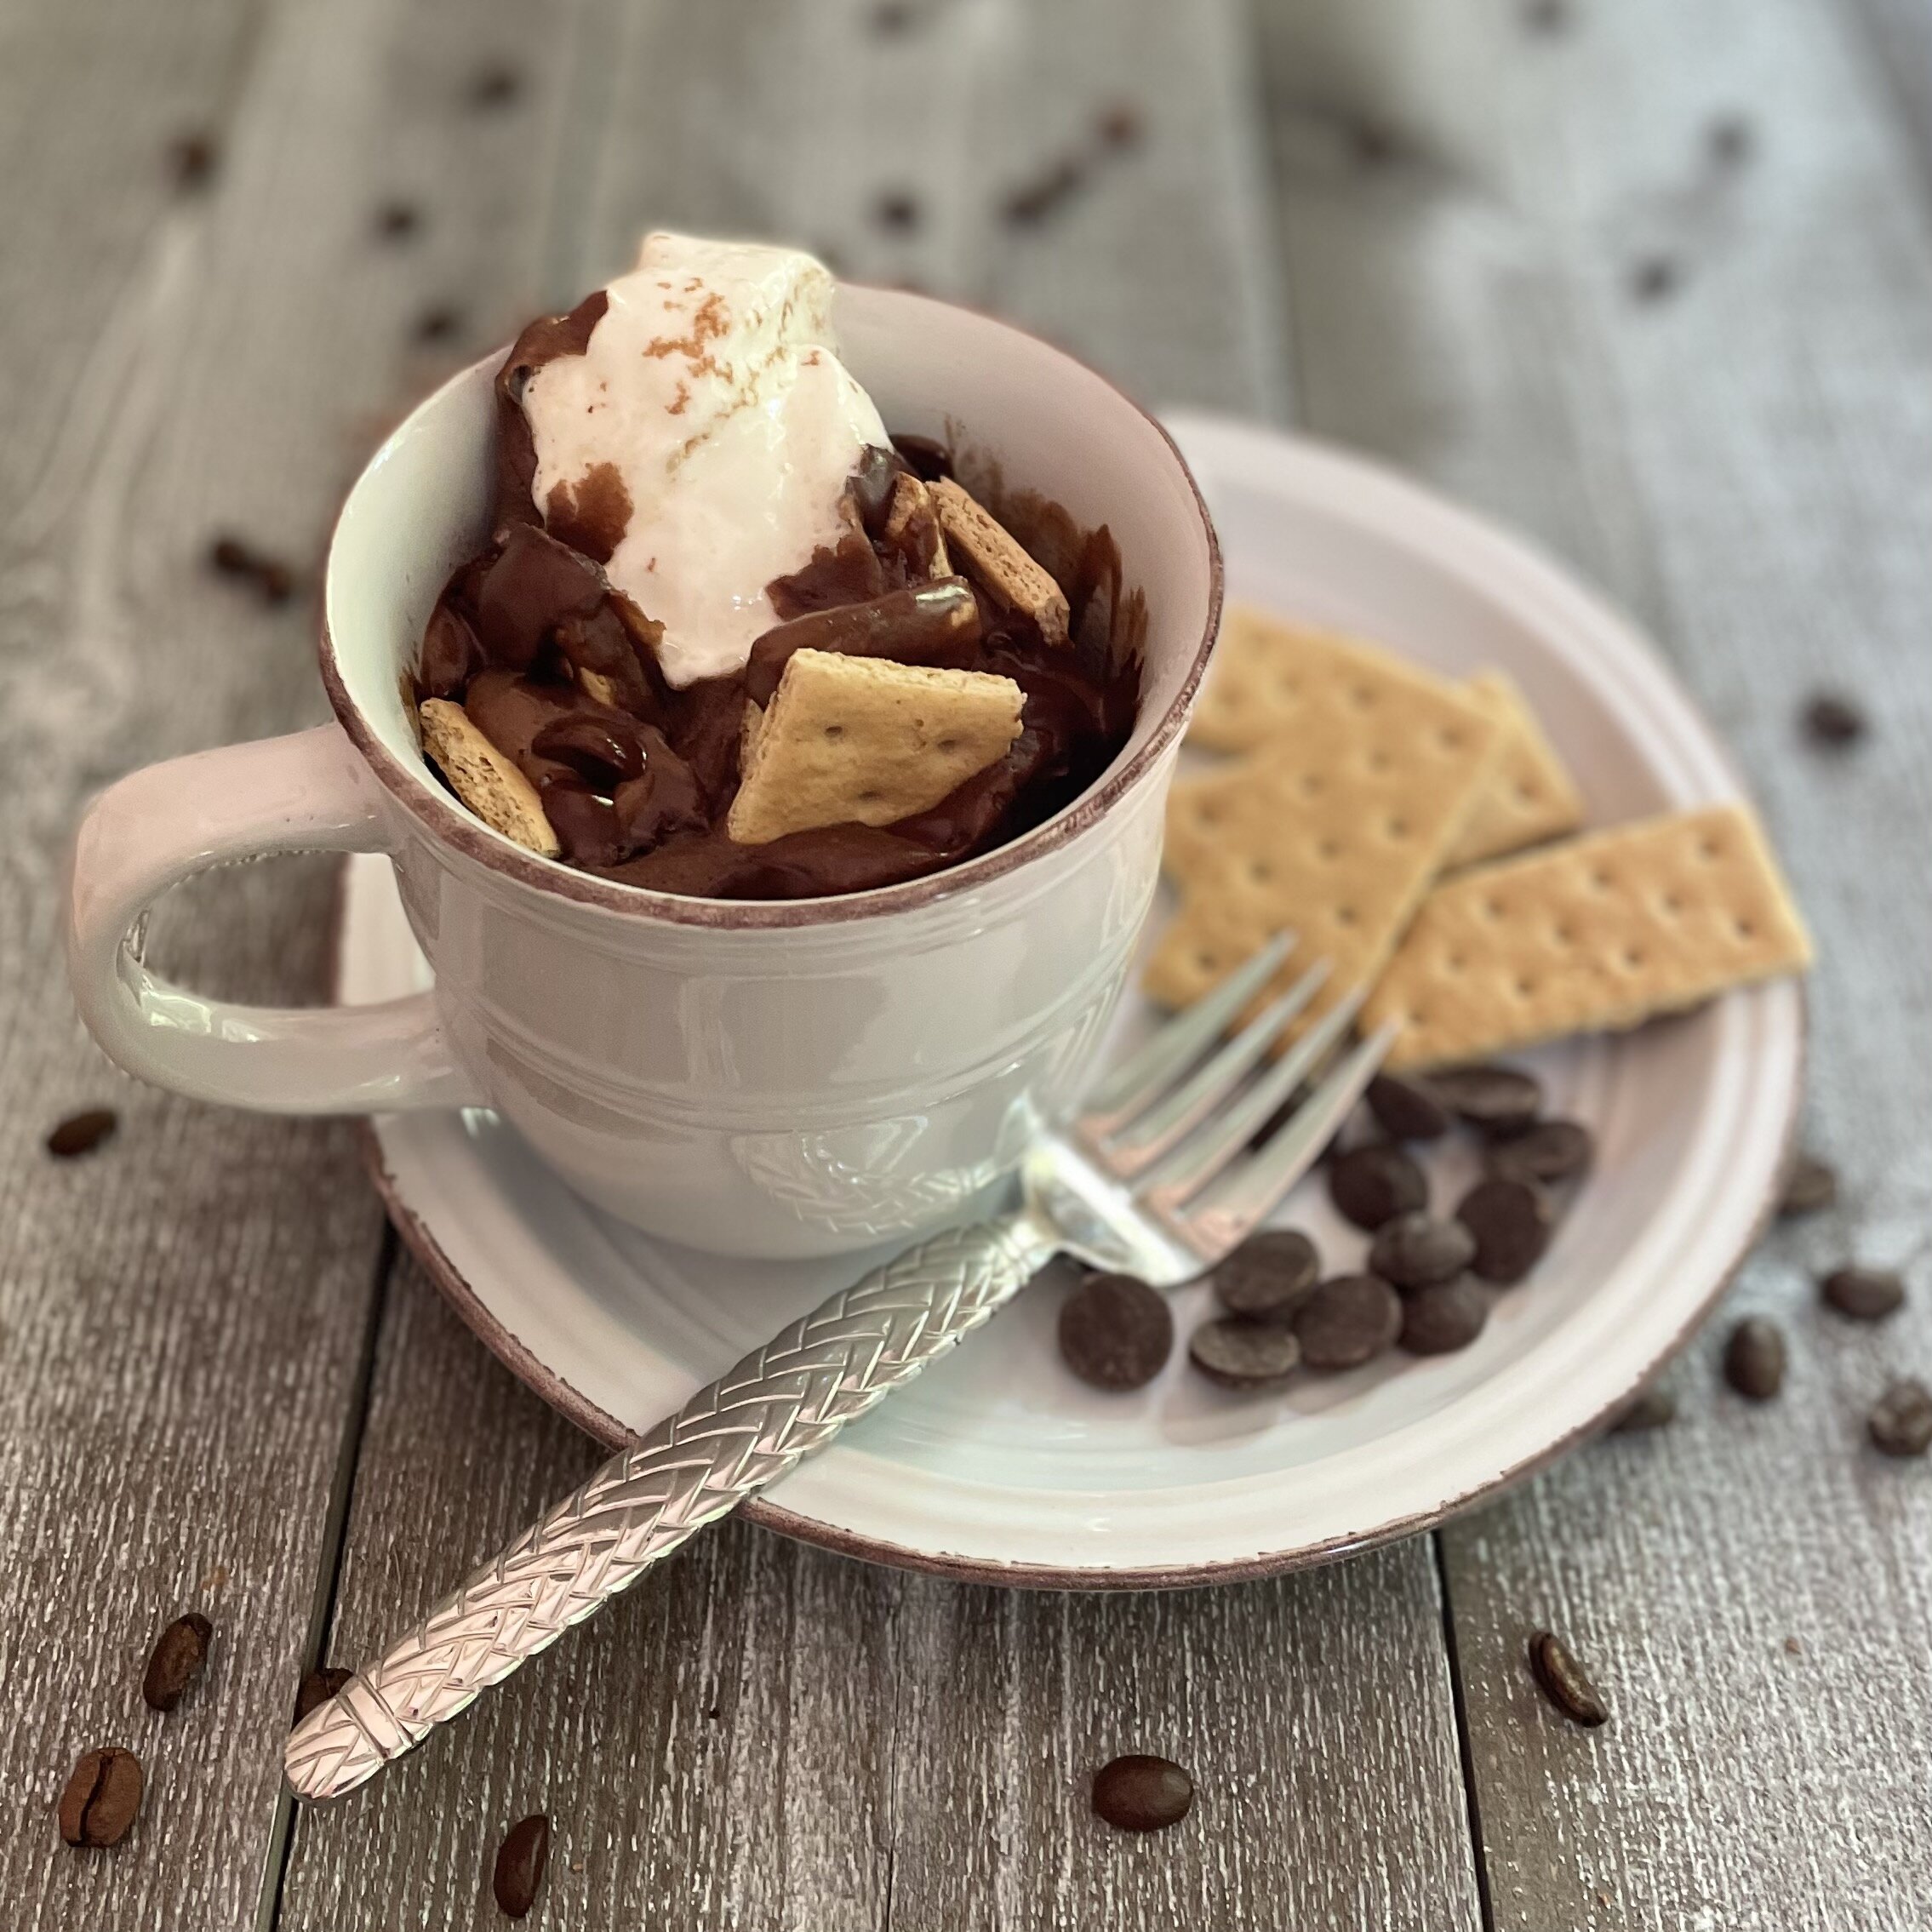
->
[413,298,1140,900]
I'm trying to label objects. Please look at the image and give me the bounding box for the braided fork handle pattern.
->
[285,1214,1055,1801]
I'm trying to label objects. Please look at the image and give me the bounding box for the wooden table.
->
[4,1,1927,1924]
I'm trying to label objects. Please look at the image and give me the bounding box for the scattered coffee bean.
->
[1329,1144,1428,1231]
[1628,254,1682,303]
[294,1666,353,1723]
[168,131,219,191]
[1426,1064,1543,1135]
[1365,1072,1452,1141]
[1707,114,1755,169]
[1455,1177,1555,1285]
[47,1108,117,1158]
[141,1612,213,1713]
[1095,102,1146,151]
[1292,1274,1403,1372]
[1868,1379,1932,1458]
[1778,1151,1838,1217]
[1399,1279,1489,1356]
[1801,690,1866,749]
[1369,1211,1476,1291]
[1821,1266,1904,1323]
[873,189,922,232]
[209,534,256,576]
[1211,1227,1319,1319]
[57,1746,143,1848]
[1521,0,1569,32]
[1188,1317,1300,1388]
[205,534,300,605]
[468,61,523,108]
[872,0,914,29]
[255,558,296,604]
[1609,1384,1678,1433]
[493,1812,552,1918]
[1091,1754,1193,1832]
[1057,1273,1173,1391]
[1486,1117,1594,1186]
[414,303,463,345]
[1784,1635,1803,1657]
[1528,1631,1609,1728]
[1723,1317,1786,1401]
[374,199,421,240]
[1002,156,1088,226]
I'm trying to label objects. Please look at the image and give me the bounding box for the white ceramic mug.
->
[66,288,1220,1258]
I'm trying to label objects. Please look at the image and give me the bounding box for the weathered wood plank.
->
[278,3,1482,1925]
[1256,0,1932,1924]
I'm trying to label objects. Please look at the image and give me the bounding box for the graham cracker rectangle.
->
[1445,669,1586,867]
[419,699,560,857]
[1362,803,1812,1069]
[1146,642,1506,1032]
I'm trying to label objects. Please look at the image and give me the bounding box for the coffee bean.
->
[1292,1274,1403,1372]
[1329,1144,1427,1231]
[1426,1064,1544,1135]
[1369,1211,1476,1291]
[167,131,218,192]
[1801,690,1866,748]
[1609,1384,1678,1433]
[1211,1228,1319,1319]
[1821,1266,1904,1323]
[1365,1072,1452,1141]
[141,1612,213,1712]
[1455,1177,1555,1284]
[1707,114,1755,168]
[47,1108,117,1158]
[1485,1118,1594,1186]
[294,1666,353,1723]
[873,189,922,232]
[468,61,523,108]
[493,1812,552,1918]
[1188,1317,1300,1388]
[414,304,463,345]
[57,1746,143,1848]
[374,200,422,240]
[1095,103,1145,151]
[1521,0,1569,32]
[1868,1379,1932,1458]
[1723,1317,1786,1401]
[1057,1273,1172,1391]
[1528,1632,1609,1728]
[1091,1754,1193,1832]
[1399,1279,1489,1356]
[1628,254,1682,303]
[209,534,257,576]
[1779,1151,1838,1216]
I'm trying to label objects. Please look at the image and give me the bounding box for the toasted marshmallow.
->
[522,232,886,688]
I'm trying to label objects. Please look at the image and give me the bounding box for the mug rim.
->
[317,287,1223,931]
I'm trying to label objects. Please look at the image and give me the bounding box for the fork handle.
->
[284,1213,1057,1802]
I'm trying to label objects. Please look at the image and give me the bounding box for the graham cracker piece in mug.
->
[929,477,1070,648]
[726,647,1024,845]
[1362,803,1812,1070]
[1146,654,1506,1032]
[1444,669,1585,868]
[419,698,560,857]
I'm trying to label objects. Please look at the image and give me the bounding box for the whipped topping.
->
[522,232,887,688]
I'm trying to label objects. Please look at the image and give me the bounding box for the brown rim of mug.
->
[317,291,1224,931]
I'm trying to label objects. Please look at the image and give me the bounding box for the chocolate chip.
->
[1609,1383,1678,1433]
[1399,1279,1489,1356]
[57,1746,143,1848]
[1723,1317,1786,1401]
[1801,691,1866,748]
[1779,1151,1838,1216]
[873,189,921,232]
[1485,1118,1595,1186]
[1369,1211,1476,1291]
[1868,1380,1932,1458]
[1188,1317,1300,1388]
[1091,1754,1193,1832]
[168,131,219,192]
[1057,1273,1173,1391]
[1210,1228,1320,1319]
[1528,1632,1608,1728]
[1329,1144,1427,1231]
[141,1612,213,1713]
[1365,1073,1451,1141]
[293,1666,353,1723]
[374,200,421,240]
[414,304,463,345]
[1821,1266,1904,1323]
[1455,1177,1555,1284]
[47,1108,117,1158]
[1426,1064,1543,1135]
[468,61,523,108]
[1292,1274,1403,1372]
[493,1812,551,1918]
[1628,254,1681,303]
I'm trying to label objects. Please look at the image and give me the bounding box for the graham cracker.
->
[1362,803,1812,1070]
[929,477,1070,647]
[1445,669,1586,867]
[726,647,1023,845]
[1146,644,1506,1032]
[419,699,560,857]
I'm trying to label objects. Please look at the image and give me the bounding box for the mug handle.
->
[65,723,481,1115]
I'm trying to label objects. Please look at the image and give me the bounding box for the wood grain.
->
[1256,0,1932,1924]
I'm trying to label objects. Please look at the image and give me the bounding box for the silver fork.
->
[285,934,1395,1802]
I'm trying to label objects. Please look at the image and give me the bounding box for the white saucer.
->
[335,412,1802,1587]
